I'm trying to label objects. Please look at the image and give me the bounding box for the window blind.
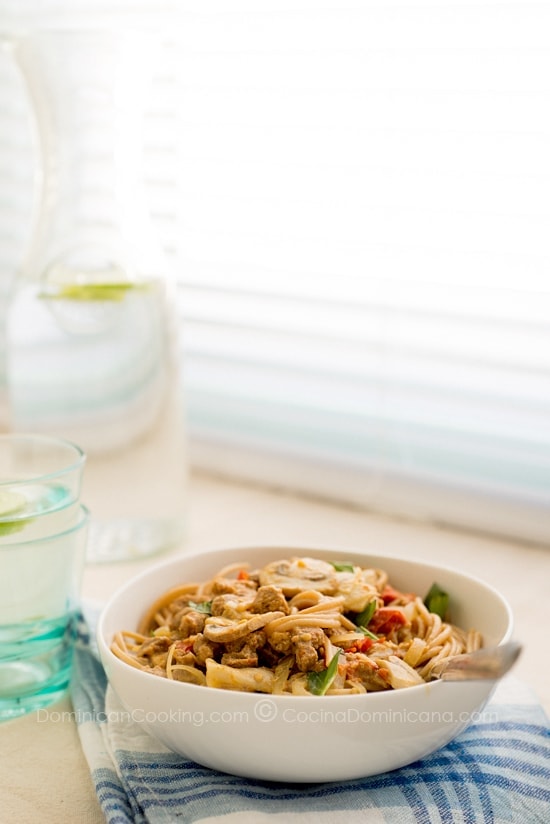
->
[1,1,549,545]
[173,1,550,545]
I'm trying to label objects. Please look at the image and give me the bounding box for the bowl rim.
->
[97,543,514,702]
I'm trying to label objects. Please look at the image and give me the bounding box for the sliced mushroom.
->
[374,655,425,689]
[333,567,382,612]
[402,637,427,668]
[211,592,255,619]
[259,557,338,596]
[168,665,207,686]
[205,658,275,693]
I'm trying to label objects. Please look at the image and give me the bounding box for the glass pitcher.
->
[4,27,188,562]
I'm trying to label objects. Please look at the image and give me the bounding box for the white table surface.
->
[2,470,549,824]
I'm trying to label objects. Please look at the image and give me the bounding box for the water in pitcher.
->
[5,28,188,560]
[6,275,187,561]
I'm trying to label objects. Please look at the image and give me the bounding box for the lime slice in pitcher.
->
[0,489,32,536]
[44,282,140,301]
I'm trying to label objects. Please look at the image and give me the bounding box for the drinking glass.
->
[0,434,85,541]
[0,435,88,721]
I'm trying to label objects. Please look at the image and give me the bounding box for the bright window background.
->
[1,1,549,544]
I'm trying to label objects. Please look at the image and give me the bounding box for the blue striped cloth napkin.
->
[71,610,550,824]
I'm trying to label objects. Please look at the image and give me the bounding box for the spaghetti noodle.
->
[111,556,482,695]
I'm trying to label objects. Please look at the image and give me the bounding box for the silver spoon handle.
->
[438,640,522,682]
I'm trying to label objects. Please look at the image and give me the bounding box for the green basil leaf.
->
[356,625,379,641]
[331,562,355,573]
[423,583,449,620]
[188,600,213,615]
[355,600,377,628]
[307,651,342,695]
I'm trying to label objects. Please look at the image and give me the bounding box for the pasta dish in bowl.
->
[111,556,482,695]
[97,545,513,782]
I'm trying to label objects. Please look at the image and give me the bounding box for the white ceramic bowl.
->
[97,545,513,783]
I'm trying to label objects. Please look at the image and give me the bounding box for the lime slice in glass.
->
[0,489,32,536]
[0,489,27,517]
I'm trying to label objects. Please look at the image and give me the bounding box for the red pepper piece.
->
[381,585,415,605]
[368,607,407,635]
